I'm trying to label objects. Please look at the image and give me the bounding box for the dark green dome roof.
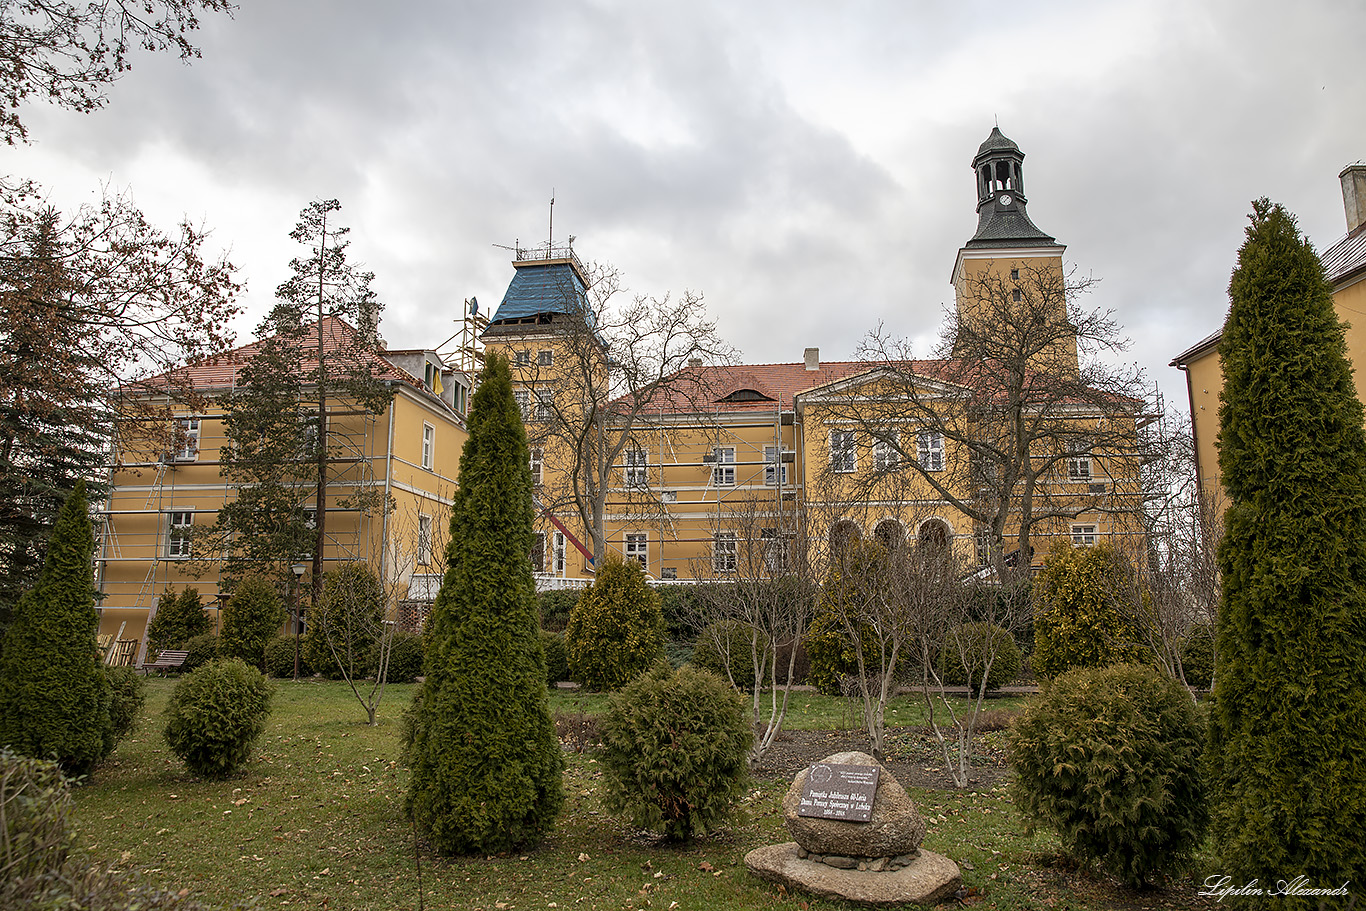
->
[976,126,1020,158]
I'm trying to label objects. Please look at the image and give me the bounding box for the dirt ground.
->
[750,725,1013,790]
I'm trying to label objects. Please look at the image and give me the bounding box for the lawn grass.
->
[72,678,1215,911]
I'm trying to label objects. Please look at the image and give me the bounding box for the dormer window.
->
[718,389,774,404]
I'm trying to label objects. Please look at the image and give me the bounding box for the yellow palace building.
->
[483,128,1148,588]
[96,318,471,663]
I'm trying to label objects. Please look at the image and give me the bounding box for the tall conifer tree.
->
[0,479,108,775]
[405,353,562,854]
[1210,199,1366,899]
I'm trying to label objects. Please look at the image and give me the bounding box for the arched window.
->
[873,519,904,551]
[830,519,861,555]
[917,519,951,553]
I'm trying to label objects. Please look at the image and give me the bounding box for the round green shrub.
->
[100,666,146,756]
[692,620,769,689]
[1009,663,1207,887]
[600,661,752,842]
[263,635,308,678]
[1179,623,1214,690]
[937,622,1021,696]
[564,555,664,690]
[181,633,219,673]
[218,577,285,670]
[382,630,425,684]
[302,563,383,679]
[163,658,274,779]
[539,629,567,685]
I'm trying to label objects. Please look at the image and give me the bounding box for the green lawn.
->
[71,678,1214,911]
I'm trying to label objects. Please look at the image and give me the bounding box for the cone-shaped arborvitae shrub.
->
[1209,199,1366,902]
[0,480,109,776]
[405,353,562,854]
[565,554,664,690]
[146,587,212,657]
[1031,541,1147,678]
[218,576,285,670]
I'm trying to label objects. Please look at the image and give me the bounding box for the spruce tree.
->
[0,479,109,776]
[1209,199,1366,900]
[405,353,562,854]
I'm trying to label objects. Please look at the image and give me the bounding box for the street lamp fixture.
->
[291,562,307,681]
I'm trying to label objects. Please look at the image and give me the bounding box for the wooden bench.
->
[139,649,189,675]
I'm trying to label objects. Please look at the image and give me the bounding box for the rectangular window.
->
[624,448,648,487]
[553,531,566,574]
[1071,524,1098,548]
[1012,288,1022,302]
[537,349,554,367]
[417,514,433,566]
[661,567,677,580]
[1066,437,1093,481]
[873,432,900,472]
[515,349,531,366]
[421,422,435,470]
[529,447,544,487]
[711,447,735,486]
[762,527,788,573]
[1010,268,1020,280]
[974,527,994,568]
[531,531,546,573]
[764,445,789,486]
[514,389,531,422]
[174,418,200,462]
[534,387,554,422]
[829,429,857,473]
[167,511,193,559]
[917,431,944,472]
[625,532,648,567]
[713,531,737,574]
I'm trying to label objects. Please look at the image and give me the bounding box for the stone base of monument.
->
[745,842,961,906]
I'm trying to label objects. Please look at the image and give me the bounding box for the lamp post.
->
[291,562,307,680]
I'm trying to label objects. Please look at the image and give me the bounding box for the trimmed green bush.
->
[564,554,665,691]
[0,748,73,886]
[181,633,219,673]
[1179,623,1214,690]
[383,630,425,684]
[1010,663,1206,887]
[539,629,567,685]
[218,577,285,670]
[100,666,146,756]
[536,588,580,632]
[405,353,562,855]
[302,562,383,680]
[1031,542,1147,678]
[692,620,769,689]
[163,658,273,779]
[0,480,109,776]
[937,622,1021,696]
[600,660,752,842]
[146,587,211,658]
[264,635,308,678]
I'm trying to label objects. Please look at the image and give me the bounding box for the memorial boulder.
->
[782,751,926,859]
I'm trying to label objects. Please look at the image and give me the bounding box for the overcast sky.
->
[5,0,1362,411]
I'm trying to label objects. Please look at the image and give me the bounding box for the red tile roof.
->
[138,316,420,394]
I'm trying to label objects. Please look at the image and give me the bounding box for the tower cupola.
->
[964,127,1055,249]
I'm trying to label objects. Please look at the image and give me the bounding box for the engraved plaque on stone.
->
[796,762,880,822]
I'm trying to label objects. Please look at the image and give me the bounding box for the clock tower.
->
[951,127,1077,377]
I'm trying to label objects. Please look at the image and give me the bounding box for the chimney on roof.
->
[804,347,819,371]
[689,357,702,368]
[1342,163,1366,235]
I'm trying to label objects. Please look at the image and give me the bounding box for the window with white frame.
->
[624,447,648,487]
[624,532,648,567]
[711,446,735,486]
[167,511,193,558]
[174,418,200,462]
[515,349,531,366]
[534,387,554,422]
[553,531,566,574]
[974,527,994,567]
[529,447,544,486]
[1066,438,1093,481]
[1071,524,1098,547]
[417,514,433,566]
[537,349,554,367]
[762,527,788,573]
[514,389,531,421]
[713,531,738,574]
[531,531,547,572]
[917,431,944,471]
[829,429,857,473]
[873,432,900,472]
[764,445,789,486]
[421,423,435,470]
